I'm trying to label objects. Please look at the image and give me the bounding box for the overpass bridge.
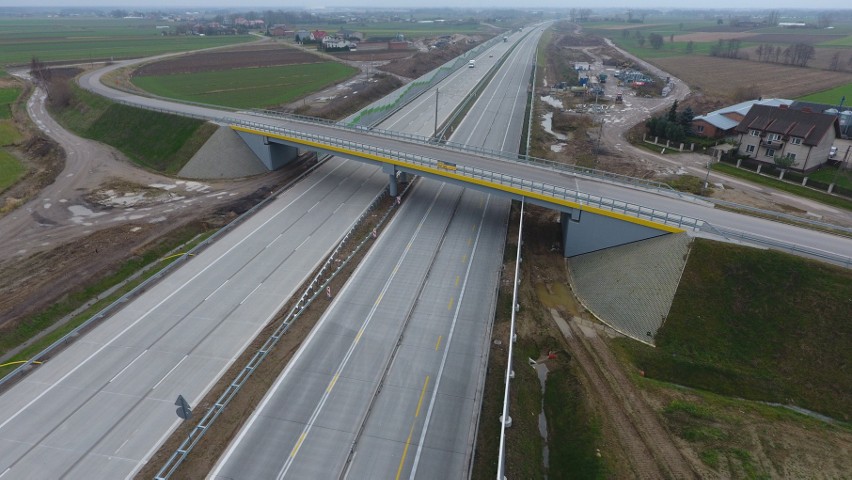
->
[228,113,852,264]
[231,118,699,257]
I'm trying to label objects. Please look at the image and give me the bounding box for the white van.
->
[468,60,475,68]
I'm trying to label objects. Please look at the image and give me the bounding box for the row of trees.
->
[753,42,816,67]
[709,39,743,59]
[645,100,695,144]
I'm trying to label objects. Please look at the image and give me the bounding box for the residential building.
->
[692,98,792,138]
[734,104,840,172]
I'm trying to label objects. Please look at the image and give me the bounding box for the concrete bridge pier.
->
[235,131,300,170]
[560,209,670,257]
[384,164,400,197]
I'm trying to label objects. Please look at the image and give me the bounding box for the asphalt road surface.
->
[0,31,526,480]
[210,27,542,480]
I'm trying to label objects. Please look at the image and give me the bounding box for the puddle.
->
[541,112,567,141]
[540,95,563,109]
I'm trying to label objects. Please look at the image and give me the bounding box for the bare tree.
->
[817,12,832,28]
[829,52,842,71]
[766,10,780,26]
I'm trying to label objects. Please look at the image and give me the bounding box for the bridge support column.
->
[384,164,399,197]
[235,131,300,171]
[560,210,669,257]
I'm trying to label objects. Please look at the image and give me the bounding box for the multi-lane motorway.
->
[209,27,542,480]
[0,29,533,479]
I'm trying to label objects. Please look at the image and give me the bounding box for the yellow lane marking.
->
[290,432,307,458]
[435,336,442,351]
[396,376,431,480]
[462,254,468,263]
[448,297,454,311]
[455,275,460,286]
[376,293,384,305]
[355,328,365,342]
[416,376,430,418]
[231,126,685,234]
[395,424,416,480]
[467,237,472,246]
[327,373,340,393]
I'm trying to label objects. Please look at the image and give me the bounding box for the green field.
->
[0,87,20,119]
[0,17,253,65]
[132,62,358,109]
[797,83,852,105]
[0,148,25,191]
[616,239,852,421]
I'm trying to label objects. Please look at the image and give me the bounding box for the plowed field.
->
[134,44,322,76]
[653,55,852,98]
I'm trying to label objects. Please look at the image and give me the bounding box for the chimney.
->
[802,107,812,113]
[779,104,789,109]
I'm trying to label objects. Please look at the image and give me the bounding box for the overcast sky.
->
[1,1,850,9]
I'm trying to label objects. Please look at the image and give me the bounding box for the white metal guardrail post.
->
[497,199,524,479]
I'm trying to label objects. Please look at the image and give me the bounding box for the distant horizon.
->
[1,3,852,12]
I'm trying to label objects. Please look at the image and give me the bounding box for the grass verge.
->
[0,149,25,191]
[614,238,852,421]
[713,162,852,211]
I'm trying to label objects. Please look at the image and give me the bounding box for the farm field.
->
[653,55,852,99]
[0,17,253,66]
[133,43,323,76]
[132,62,358,109]
[0,149,24,191]
[798,83,852,104]
[294,21,486,39]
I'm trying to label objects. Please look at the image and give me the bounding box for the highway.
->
[0,31,526,480]
[209,27,541,480]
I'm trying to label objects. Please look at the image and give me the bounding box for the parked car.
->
[829,146,838,159]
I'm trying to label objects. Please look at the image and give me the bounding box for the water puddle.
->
[541,112,567,141]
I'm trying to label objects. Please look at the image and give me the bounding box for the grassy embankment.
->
[0,86,24,191]
[615,238,852,422]
[798,83,852,105]
[0,17,252,65]
[51,82,215,174]
[131,62,358,109]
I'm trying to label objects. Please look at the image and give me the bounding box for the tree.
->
[637,35,646,47]
[773,155,795,179]
[716,18,724,25]
[669,33,674,43]
[829,52,841,71]
[678,106,695,136]
[817,12,832,29]
[621,29,630,39]
[685,41,694,54]
[649,33,664,50]
[766,10,780,26]
[668,100,679,122]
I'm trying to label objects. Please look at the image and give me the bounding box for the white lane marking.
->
[0,160,351,434]
[0,467,10,478]
[109,350,148,383]
[240,283,263,305]
[275,184,447,480]
[294,236,311,252]
[152,355,188,390]
[408,195,491,479]
[204,279,229,301]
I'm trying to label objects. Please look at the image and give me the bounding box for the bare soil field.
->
[133,44,322,76]
[673,32,759,43]
[329,49,416,61]
[652,55,852,98]
[747,33,847,44]
[740,45,852,71]
[380,41,479,79]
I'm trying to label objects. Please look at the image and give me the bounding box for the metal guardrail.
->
[496,200,524,480]
[705,225,852,268]
[154,180,412,479]
[231,119,705,232]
